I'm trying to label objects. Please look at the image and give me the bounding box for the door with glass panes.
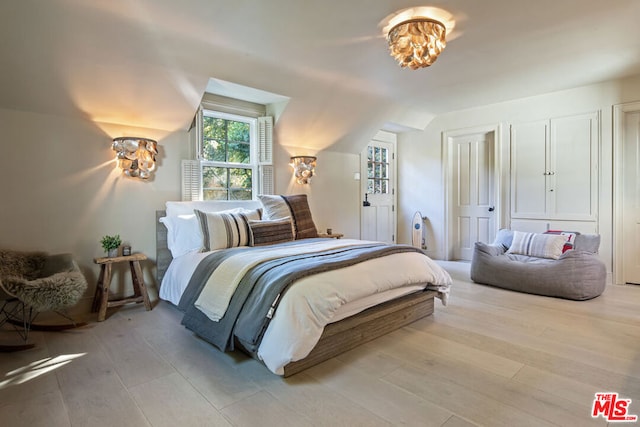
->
[360,135,396,243]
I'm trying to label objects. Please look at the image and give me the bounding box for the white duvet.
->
[160,239,451,375]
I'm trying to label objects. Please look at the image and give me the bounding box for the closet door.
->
[549,112,598,220]
[511,112,598,222]
[510,121,548,218]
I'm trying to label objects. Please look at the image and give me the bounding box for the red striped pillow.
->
[544,230,579,253]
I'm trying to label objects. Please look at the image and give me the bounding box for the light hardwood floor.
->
[1,261,639,426]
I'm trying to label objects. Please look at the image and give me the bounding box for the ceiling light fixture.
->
[387,16,447,69]
[383,6,455,70]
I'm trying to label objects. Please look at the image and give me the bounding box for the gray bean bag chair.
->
[470,229,606,300]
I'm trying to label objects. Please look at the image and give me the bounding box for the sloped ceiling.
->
[1,0,640,153]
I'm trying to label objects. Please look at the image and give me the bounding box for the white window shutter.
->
[258,116,274,195]
[259,165,274,195]
[181,160,201,201]
[195,106,203,160]
[258,116,273,164]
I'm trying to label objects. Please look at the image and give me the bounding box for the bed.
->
[156,197,451,376]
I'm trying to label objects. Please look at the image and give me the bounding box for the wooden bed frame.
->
[155,209,437,377]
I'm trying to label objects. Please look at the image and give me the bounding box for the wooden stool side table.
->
[92,253,152,321]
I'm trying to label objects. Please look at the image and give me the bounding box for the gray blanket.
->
[179,239,424,353]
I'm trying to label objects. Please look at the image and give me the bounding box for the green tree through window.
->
[201,111,255,200]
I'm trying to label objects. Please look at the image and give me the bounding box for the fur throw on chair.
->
[1,272,87,312]
[0,250,47,280]
[0,249,87,312]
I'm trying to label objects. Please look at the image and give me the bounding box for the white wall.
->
[273,142,361,239]
[398,74,640,277]
[0,108,187,308]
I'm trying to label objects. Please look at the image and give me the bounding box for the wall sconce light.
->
[290,156,317,184]
[112,137,158,179]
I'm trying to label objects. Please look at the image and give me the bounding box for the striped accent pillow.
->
[506,231,568,259]
[259,194,318,239]
[248,217,294,246]
[283,194,318,239]
[194,209,262,251]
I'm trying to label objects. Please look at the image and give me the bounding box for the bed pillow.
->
[259,194,318,239]
[248,217,294,246]
[506,231,568,260]
[159,214,203,258]
[194,208,262,251]
[259,195,292,220]
[160,207,253,257]
[165,200,262,216]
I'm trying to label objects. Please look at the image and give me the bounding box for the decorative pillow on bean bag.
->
[544,230,579,253]
[506,231,568,260]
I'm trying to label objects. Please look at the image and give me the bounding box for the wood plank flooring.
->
[1,261,639,426]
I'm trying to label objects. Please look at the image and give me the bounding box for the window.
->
[200,110,257,200]
[366,145,390,194]
[182,100,273,202]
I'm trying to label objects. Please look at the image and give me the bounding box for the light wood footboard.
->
[282,289,436,376]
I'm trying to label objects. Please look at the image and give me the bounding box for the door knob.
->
[488,206,495,212]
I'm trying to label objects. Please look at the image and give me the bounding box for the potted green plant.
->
[101,234,122,257]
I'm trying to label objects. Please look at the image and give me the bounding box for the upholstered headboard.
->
[155,200,263,284]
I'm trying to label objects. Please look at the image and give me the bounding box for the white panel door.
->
[622,111,640,284]
[361,137,395,243]
[452,132,496,260]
